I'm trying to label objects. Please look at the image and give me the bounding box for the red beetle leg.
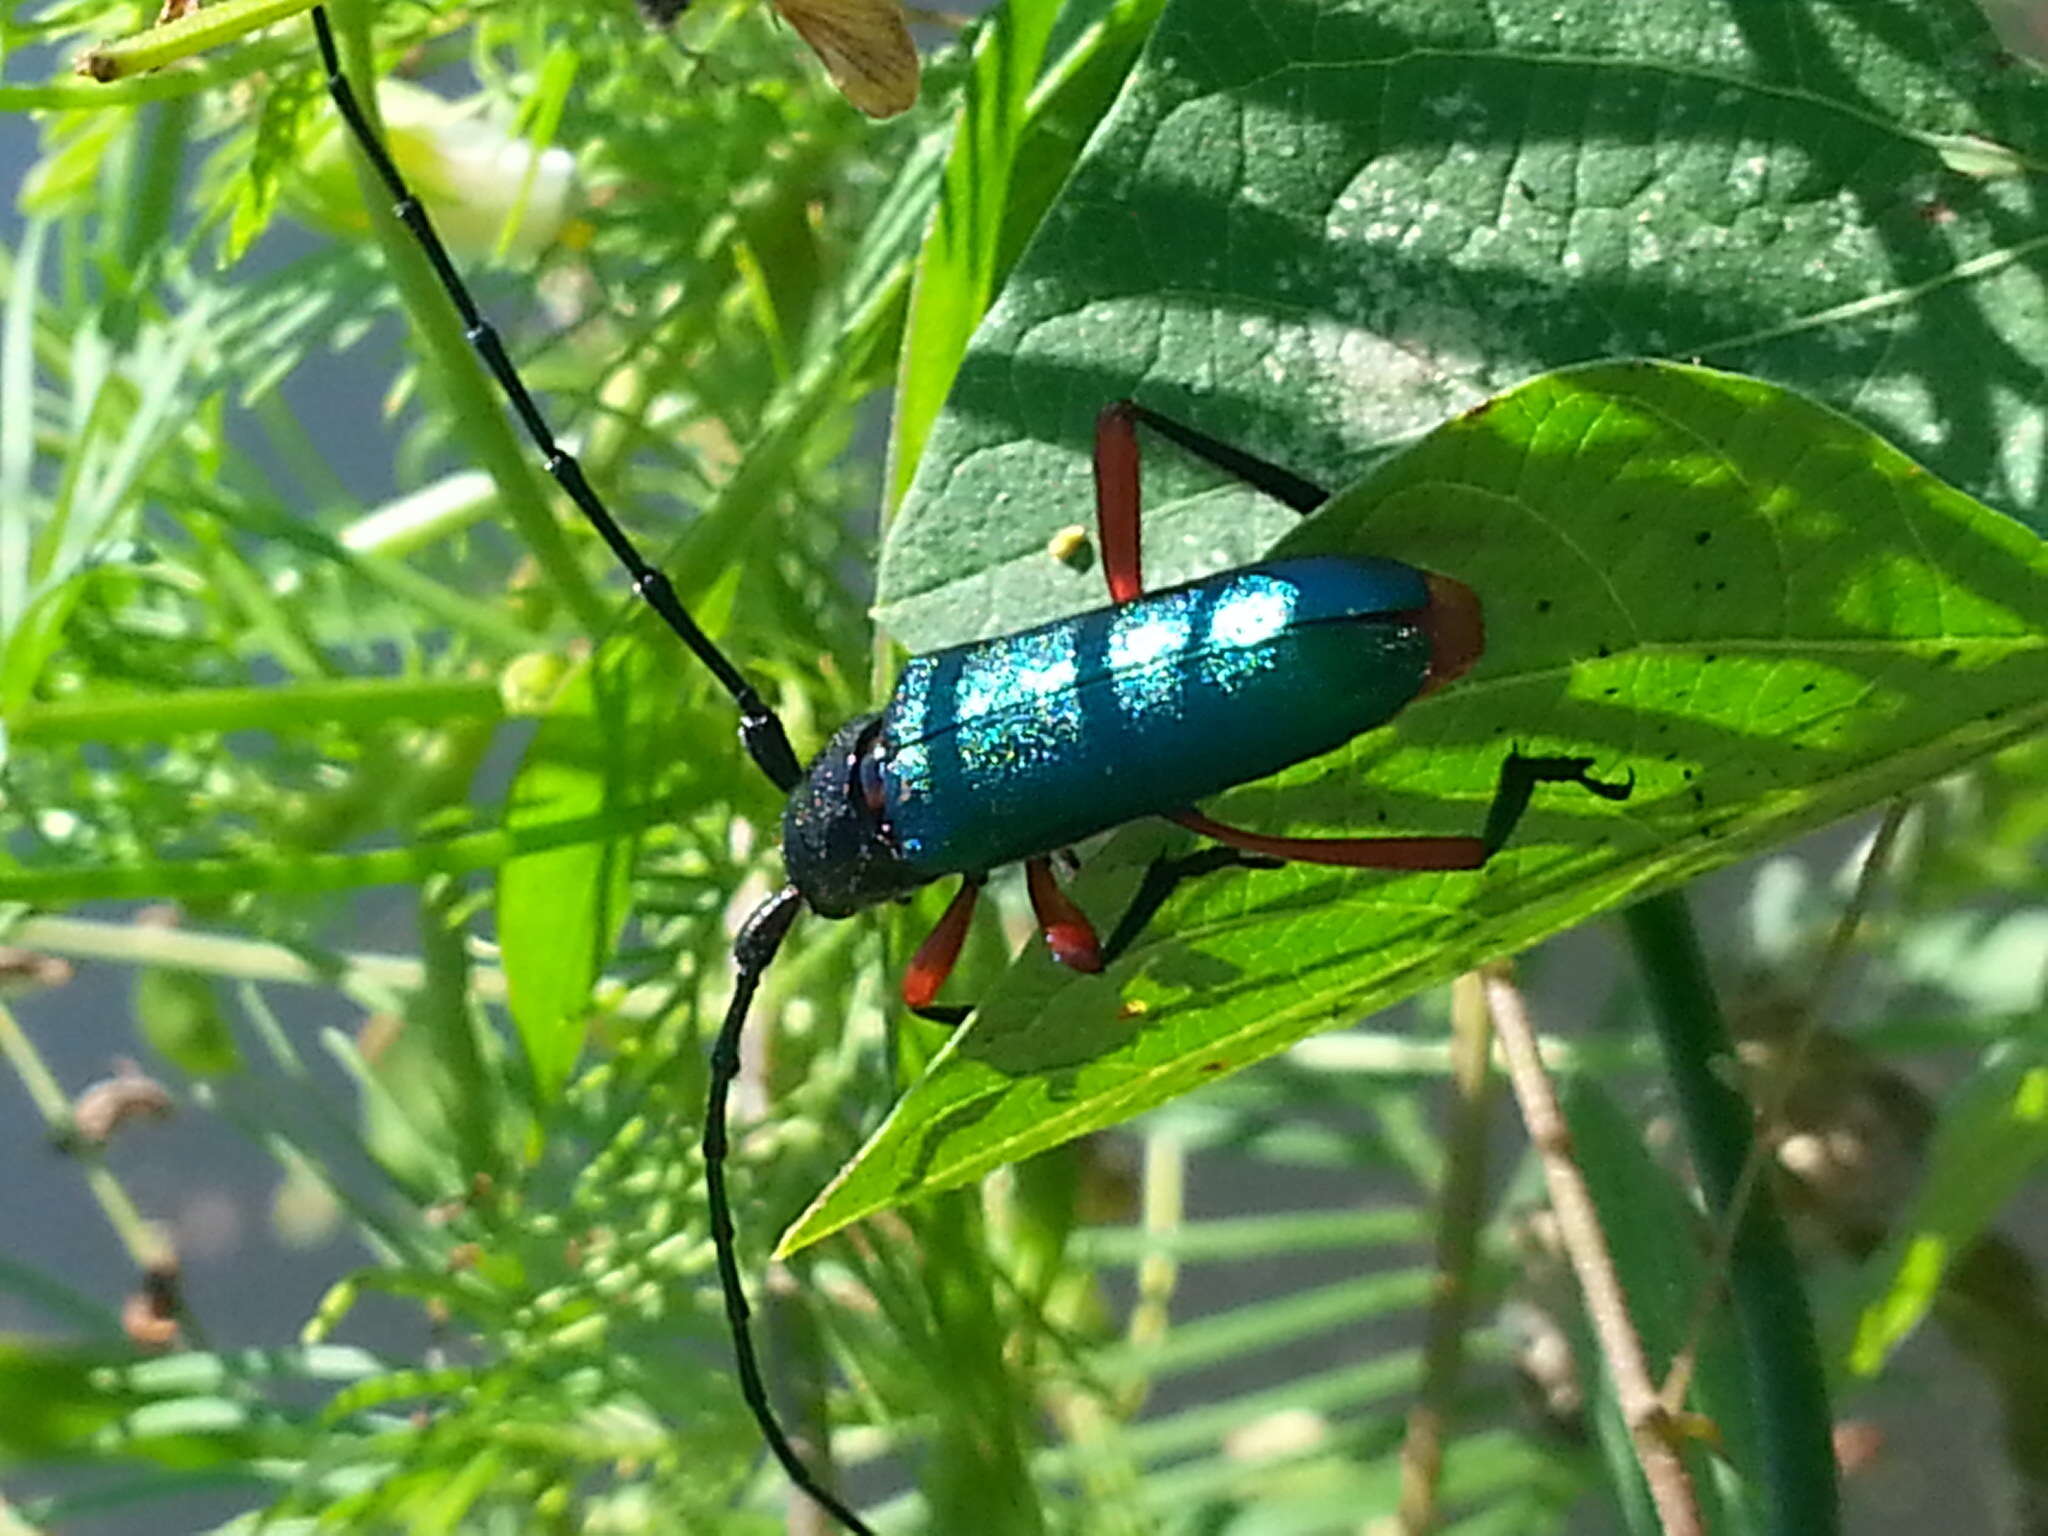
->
[1026,856,1104,972]
[1093,402,1144,604]
[901,877,983,1011]
[1172,810,1488,870]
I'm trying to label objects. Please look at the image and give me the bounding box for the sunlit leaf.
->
[783,361,2047,1252]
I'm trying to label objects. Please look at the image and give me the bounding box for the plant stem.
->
[1623,890,1840,1536]
[8,675,504,743]
[106,91,190,345]
[1123,1126,1184,1392]
[0,1000,164,1271]
[4,38,303,110]
[1664,801,1912,1413]
[0,801,666,905]
[1483,963,1706,1536]
[1396,970,1496,1534]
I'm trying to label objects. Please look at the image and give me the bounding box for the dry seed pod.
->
[636,0,920,117]
[122,1257,183,1351]
[0,948,73,995]
[68,1060,175,1148]
[775,0,921,117]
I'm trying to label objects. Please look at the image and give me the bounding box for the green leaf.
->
[878,0,2048,654]
[781,361,2047,1254]
[1098,1267,1434,1380]
[498,639,660,1103]
[0,1341,143,1461]
[1071,1206,1426,1264]
[134,967,242,1078]
[224,59,317,263]
[0,1340,274,1468]
[887,0,1067,505]
[1844,1049,2048,1374]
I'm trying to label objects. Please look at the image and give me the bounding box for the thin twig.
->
[1396,971,1498,1534]
[0,999,166,1272]
[1660,798,1911,1410]
[1124,1128,1185,1381]
[1483,963,1706,1536]
[8,912,686,1021]
[1804,801,1915,1023]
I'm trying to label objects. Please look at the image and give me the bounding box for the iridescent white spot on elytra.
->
[893,655,936,739]
[888,739,931,800]
[1109,594,1195,714]
[1108,604,1190,670]
[954,648,1007,720]
[1017,651,1077,695]
[955,626,1082,776]
[1201,574,1293,690]
[1208,575,1295,647]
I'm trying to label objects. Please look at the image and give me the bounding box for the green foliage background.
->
[0,0,2042,1533]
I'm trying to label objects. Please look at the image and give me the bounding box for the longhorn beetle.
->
[309,8,1633,1530]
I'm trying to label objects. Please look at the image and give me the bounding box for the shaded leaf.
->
[878,0,2048,655]
[887,0,1062,502]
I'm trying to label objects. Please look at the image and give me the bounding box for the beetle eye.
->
[855,743,887,813]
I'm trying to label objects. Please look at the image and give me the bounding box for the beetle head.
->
[781,714,929,918]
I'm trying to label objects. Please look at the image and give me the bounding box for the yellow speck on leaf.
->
[1047,524,1090,566]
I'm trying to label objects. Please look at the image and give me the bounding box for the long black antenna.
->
[309,5,800,793]
[704,888,878,1536]
[313,11,872,1529]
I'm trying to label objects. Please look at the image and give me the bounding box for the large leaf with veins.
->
[782,361,2046,1253]
[783,0,2048,1250]
[876,0,2048,658]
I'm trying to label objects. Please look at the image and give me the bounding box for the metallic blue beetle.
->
[787,555,1449,913]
